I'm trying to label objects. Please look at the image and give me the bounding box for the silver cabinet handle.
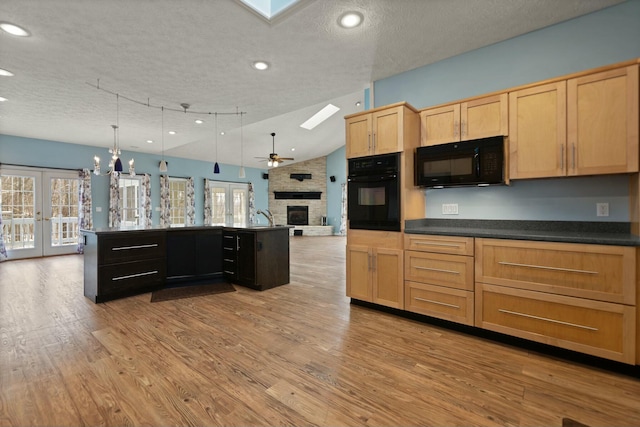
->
[415,297,459,309]
[571,143,576,170]
[414,266,460,275]
[223,258,234,263]
[372,132,376,152]
[223,270,235,275]
[497,261,597,275]
[236,235,240,251]
[112,270,158,281]
[461,121,466,137]
[560,144,565,171]
[112,243,158,251]
[368,132,371,152]
[498,309,598,331]
[415,241,461,248]
[454,121,459,138]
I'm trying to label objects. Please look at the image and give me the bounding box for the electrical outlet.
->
[442,203,459,215]
[596,202,609,217]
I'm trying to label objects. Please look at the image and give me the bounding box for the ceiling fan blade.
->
[278,157,294,161]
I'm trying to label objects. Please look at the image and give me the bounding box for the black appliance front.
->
[347,152,401,232]
[415,136,505,188]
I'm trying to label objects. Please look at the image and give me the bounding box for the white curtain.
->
[0,181,7,261]
[141,173,152,228]
[339,182,347,236]
[159,174,171,227]
[76,168,93,253]
[248,182,256,225]
[203,179,212,225]
[186,177,195,225]
[108,172,121,228]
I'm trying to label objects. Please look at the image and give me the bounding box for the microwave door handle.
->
[348,174,397,183]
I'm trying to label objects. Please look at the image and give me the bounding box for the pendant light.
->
[159,106,168,172]
[213,113,220,174]
[238,110,245,178]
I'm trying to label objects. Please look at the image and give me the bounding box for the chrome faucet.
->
[257,209,274,227]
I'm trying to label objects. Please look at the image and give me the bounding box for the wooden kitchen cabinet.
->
[347,230,404,309]
[420,93,508,146]
[475,237,637,364]
[404,234,475,325]
[509,64,639,179]
[345,102,418,158]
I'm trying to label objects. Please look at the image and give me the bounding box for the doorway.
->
[208,181,249,227]
[1,167,80,259]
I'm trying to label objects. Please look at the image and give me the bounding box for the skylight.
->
[300,104,340,130]
[238,0,303,20]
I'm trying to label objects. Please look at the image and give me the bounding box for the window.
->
[169,177,187,226]
[208,181,249,227]
[119,176,142,227]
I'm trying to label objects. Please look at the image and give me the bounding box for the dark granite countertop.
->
[81,224,293,234]
[404,219,640,246]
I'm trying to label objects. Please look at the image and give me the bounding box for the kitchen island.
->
[81,225,291,303]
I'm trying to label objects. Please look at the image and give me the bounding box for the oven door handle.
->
[347,174,397,182]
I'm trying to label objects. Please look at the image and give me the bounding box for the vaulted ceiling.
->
[0,0,624,169]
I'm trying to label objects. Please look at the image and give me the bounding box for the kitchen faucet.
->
[257,209,274,227]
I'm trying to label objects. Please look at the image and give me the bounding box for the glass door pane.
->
[1,169,42,259]
[208,181,249,226]
[230,184,248,227]
[44,171,80,256]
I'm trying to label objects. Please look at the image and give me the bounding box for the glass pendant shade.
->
[114,157,123,172]
[159,160,168,172]
[214,162,220,174]
[239,166,246,178]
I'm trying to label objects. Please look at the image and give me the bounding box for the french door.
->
[1,168,80,259]
[209,181,249,227]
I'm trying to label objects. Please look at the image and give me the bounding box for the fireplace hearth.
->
[287,206,309,225]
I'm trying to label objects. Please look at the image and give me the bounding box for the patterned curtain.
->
[203,179,212,225]
[141,173,152,228]
[248,182,256,225]
[159,174,171,227]
[108,172,121,228]
[186,177,195,225]
[76,168,93,253]
[0,184,7,261]
[339,182,347,236]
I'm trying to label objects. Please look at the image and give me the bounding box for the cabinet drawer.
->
[405,281,474,326]
[476,283,636,364]
[99,259,165,294]
[405,251,473,290]
[404,234,473,255]
[100,232,166,264]
[475,238,636,304]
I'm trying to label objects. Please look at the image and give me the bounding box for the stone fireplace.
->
[287,206,309,225]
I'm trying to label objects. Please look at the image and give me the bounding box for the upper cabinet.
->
[510,64,639,179]
[420,93,508,146]
[345,102,418,158]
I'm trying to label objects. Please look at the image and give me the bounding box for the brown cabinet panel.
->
[404,234,474,256]
[405,250,473,291]
[100,232,166,264]
[406,281,474,326]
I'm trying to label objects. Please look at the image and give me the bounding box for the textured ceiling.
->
[0,0,624,169]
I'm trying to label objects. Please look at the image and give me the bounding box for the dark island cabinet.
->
[222,228,289,291]
[166,228,222,283]
[83,231,166,303]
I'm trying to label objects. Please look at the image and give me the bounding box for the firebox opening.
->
[287,206,309,225]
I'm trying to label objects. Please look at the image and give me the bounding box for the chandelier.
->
[93,93,135,176]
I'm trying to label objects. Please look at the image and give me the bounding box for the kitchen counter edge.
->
[81,225,294,235]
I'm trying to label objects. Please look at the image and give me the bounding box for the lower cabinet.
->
[347,230,403,309]
[404,235,475,325]
[166,228,222,283]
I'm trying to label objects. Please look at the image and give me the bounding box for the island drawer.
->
[405,281,474,326]
[475,238,636,304]
[404,234,474,256]
[475,283,636,364]
[99,259,165,294]
[405,250,473,290]
[99,232,166,264]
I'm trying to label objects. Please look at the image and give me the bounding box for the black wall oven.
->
[347,153,401,232]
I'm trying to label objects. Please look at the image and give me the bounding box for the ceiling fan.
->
[255,132,294,167]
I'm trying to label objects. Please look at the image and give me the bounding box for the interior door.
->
[209,181,249,227]
[1,168,80,259]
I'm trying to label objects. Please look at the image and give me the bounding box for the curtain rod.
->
[0,162,83,172]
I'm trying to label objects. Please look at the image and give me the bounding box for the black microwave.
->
[414,136,505,188]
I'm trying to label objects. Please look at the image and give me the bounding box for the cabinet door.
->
[372,106,402,154]
[196,229,222,275]
[567,65,639,176]
[461,93,508,140]
[166,231,197,278]
[237,231,256,285]
[420,104,460,146]
[372,247,403,309]
[346,245,372,301]
[509,81,567,179]
[346,114,372,158]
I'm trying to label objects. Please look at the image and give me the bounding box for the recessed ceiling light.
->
[146,140,154,144]
[300,104,340,130]
[355,101,361,106]
[252,61,270,71]
[195,119,204,124]
[0,22,31,37]
[0,97,7,102]
[338,12,363,28]
[168,131,176,135]
[291,148,295,152]
[220,131,225,135]
[0,68,14,77]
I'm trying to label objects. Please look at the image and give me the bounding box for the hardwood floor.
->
[1,235,639,426]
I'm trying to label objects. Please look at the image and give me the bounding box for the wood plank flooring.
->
[1,235,640,426]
